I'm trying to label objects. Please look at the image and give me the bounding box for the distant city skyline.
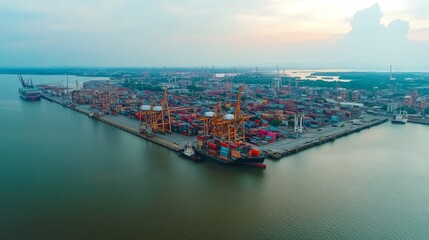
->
[1,0,428,69]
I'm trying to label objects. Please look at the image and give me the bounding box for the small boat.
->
[179,143,202,162]
[391,111,407,124]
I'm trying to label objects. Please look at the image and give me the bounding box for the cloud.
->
[341,3,410,48]
[388,19,410,41]
[163,2,186,15]
[349,4,386,37]
[0,1,427,68]
[330,3,429,69]
[410,0,429,18]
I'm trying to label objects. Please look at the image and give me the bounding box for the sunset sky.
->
[1,0,428,69]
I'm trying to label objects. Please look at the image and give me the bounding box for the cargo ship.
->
[19,87,41,101]
[18,75,41,101]
[194,136,266,168]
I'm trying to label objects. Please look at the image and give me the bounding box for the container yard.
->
[35,68,428,165]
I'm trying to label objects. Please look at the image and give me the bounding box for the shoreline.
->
[407,119,429,125]
[41,94,388,161]
[261,118,388,159]
[41,94,183,152]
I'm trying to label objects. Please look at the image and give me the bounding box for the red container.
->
[135,112,143,120]
[208,143,217,149]
[209,149,217,156]
[251,149,260,157]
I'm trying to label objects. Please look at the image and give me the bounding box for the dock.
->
[41,94,184,152]
[408,119,429,126]
[261,117,388,159]
[41,93,388,161]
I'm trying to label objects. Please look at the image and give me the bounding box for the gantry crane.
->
[271,67,286,90]
[138,99,156,134]
[200,101,225,138]
[200,85,250,143]
[89,81,119,114]
[150,86,172,133]
[18,75,34,88]
[228,85,251,143]
[140,86,191,134]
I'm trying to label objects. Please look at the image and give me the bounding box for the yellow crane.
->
[141,86,191,134]
[200,86,250,143]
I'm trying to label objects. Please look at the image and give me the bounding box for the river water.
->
[1,74,428,239]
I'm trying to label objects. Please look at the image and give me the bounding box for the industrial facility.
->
[35,68,428,162]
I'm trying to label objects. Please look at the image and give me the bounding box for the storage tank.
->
[224,114,234,120]
[153,106,163,111]
[204,112,215,117]
[140,105,151,111]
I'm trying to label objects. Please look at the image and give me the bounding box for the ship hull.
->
[20,94,41,101]
[179,150,203,162]
[391,119,407,124]
[19,88,41,101]
[194,149,266,167]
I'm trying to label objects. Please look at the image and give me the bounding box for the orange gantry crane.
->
[139,86,191,134]
[150,86,172,133]
[229,85,251,143]
[200,85,250,143]
[90,81,119,114]
[200,101,225,138]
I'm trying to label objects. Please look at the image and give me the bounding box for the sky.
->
[1,0,428,69]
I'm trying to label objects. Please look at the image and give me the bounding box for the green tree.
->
[404,107,417,114]
[187,85,204,92]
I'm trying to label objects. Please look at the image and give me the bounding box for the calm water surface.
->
[0,75,428,239]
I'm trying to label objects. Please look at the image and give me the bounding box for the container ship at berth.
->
[17,75,41,101]
[19,88,42,101]
[194,136,266,168]
[192,86,266,168]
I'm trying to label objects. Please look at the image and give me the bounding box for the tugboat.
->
[179,143,202,162]
[391,110,408,124]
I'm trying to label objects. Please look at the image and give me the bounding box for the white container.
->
[204,112,215,117]
[153,106,163,111]
[140,105,151,111]
[224,114,234,120]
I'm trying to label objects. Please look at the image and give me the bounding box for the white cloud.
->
[0,0,428,68]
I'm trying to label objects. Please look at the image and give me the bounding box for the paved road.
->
[260,115,384,152]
